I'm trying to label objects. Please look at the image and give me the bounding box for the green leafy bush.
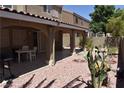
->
[79,36,84,48]
[85,38,93,49]
[108,47,118,55]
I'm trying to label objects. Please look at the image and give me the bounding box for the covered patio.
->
[0,8,88,81]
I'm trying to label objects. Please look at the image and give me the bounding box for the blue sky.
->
[64,5,124,21]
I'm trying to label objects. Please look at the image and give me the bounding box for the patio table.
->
[16,50,33,63]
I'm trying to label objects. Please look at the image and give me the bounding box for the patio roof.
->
[0,7,89,32]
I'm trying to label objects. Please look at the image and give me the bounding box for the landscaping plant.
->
[85,38,93,50]
[86,47,110,88]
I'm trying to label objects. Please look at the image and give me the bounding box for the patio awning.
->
[0,7,89,32]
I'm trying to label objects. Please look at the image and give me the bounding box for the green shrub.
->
[79,36,84,48]
[85,38,93,49]
[108,47,118,54]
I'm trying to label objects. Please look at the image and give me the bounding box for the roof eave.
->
[0,9,88,32]
[0,10,58,26]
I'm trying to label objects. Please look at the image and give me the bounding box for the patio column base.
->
[46,60,55,66]
[71,48,76,55]
[72,51,76,55]
[46,27,56,66]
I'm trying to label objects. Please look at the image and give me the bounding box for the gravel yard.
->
[0,52,119,88]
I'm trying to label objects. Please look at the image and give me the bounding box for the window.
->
[43,5,47,12]
[75,17,78,24]
[81,21,83,25]
[43,5,52,13]
[51,10,59,18]
[0,5,13,9]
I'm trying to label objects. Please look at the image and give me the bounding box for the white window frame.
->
[75,17,78,24]
[43,5,52,13]
[0,5,13,9]
[51,9,59,18]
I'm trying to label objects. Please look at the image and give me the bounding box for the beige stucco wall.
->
[12,30,28,48]
[0,28,47,53]
[0,30,10,48]
[73,16,82,26]
[26,5,52,18]
[12,5,90,29]
[73,15,90,29]
[63,33,70,47]
[61,10,74,24]
[82,21,90,29]
[37,31,47,53]
[75,35,80,47]
[13,5,62,20]
[50,6,62,20]
[0,29,33,49]
[92,37,106,47]
[62,10,90,29]
[63,33,81,48]
[13,5,26,12]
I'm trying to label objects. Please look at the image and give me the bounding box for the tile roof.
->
[0,7,89,31]
[0,7,59,21]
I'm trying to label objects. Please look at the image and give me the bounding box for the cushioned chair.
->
[0,49,15,82]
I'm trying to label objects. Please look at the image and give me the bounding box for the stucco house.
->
[0,5,90,79]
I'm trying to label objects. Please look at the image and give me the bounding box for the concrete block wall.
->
[92,37,106,47]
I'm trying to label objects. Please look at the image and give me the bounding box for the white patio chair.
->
[21,46,29,61]
[30,47,37,61]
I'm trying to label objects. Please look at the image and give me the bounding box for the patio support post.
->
[47,27,56,66]
[70,30,76,55]
[55,31,63,51]
[81,31,86,49]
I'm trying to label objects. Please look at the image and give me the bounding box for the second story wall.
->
[10,5,62,20]
[0,5,26,11]
[1,5,90,29]
[62,10,90,29]
[61,10,74,24]
[82,20,90,29]
[26,5,62,20]
[14,5,26,12]
[73,13,90,29]
[26,5,52,18]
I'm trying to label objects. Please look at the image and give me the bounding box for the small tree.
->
[90,5,115,35]
[79,35,85,49]
[106,9,124,37]
[85,38,93,49]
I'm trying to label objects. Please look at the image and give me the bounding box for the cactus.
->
[86,47,110,88]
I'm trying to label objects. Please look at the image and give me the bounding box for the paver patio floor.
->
[0,52,118,88]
